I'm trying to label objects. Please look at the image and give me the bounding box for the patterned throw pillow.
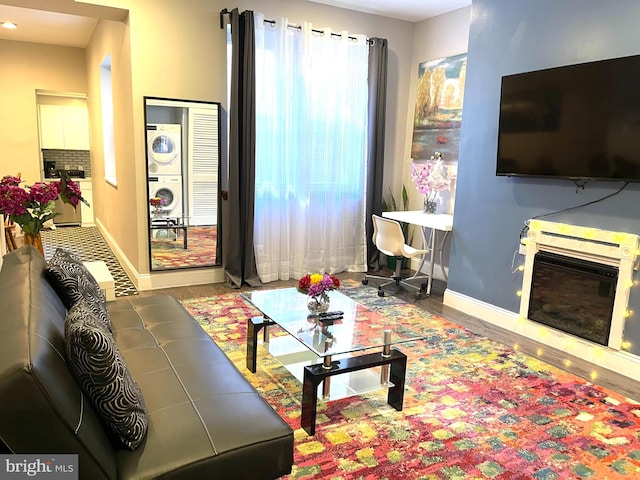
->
[45,248,111,331]
[65,300,148,450]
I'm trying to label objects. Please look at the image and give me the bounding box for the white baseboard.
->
[95,219,225,291]
[410,257,448,281]
[443,288,640,384]
[94,219,140,285]
[140,267,226,291]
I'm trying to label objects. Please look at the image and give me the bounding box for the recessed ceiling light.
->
[2,22,18,29]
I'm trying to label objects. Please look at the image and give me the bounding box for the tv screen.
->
[496,54,640,182]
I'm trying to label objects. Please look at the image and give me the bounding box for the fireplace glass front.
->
[528,251,617,346]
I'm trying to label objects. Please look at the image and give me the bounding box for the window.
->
[252,16,369,280]
[100,54,116,186]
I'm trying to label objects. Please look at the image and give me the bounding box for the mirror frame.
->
[144,96,222,271]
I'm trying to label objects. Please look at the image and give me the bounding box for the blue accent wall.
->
[449,0,640,348]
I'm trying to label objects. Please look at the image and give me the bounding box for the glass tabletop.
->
[241,288,423,357]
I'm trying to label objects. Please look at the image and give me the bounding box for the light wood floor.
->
[140,267,640,401]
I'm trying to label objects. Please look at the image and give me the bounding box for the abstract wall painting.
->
[411,53,467,161]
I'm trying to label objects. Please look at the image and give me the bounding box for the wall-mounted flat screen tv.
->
[496,54,640,182]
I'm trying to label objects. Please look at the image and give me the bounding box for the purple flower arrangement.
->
[297,273,341,300]
[0,173,87,236]
[149,197,168,216]
[409,151,456,201]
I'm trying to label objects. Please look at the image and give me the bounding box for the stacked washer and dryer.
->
[147,124,183,218]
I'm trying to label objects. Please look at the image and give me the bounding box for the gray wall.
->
[449,0,640,351]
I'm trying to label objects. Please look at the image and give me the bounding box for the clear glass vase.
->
[307,294,330,314]
[423,197,437,214]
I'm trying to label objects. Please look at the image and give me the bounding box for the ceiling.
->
[0,5,97,48]
[0,0,471,49]
[310,0,471,23]
[0,0,127,48]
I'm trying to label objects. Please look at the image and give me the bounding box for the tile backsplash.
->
[42,149,91,177]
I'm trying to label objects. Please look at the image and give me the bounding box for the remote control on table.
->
[317,311,344,323]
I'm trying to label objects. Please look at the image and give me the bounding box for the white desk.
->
[381,211,453,295]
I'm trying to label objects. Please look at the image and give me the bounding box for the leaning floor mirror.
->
[144,97,222,271]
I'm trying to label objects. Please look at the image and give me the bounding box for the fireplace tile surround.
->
[444,219,640,385]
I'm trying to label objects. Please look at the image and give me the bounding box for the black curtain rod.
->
[219,8,372,44]
[263,18,362,42]
[220,8,229,29]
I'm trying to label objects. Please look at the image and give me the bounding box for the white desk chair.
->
[363,214,431,298]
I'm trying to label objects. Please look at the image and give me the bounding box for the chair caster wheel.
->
[378,290,385,297]
[362,279,369,285]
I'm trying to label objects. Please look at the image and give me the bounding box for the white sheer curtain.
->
[253,14,369,282]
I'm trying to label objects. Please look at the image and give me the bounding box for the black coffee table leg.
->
[301,366,322,435]
[300,349,407,435]
[246,316,274,373]
[387,353,407,410]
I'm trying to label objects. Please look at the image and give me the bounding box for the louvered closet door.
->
[187,106,220,226]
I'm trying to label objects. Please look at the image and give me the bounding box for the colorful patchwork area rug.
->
[151,225,217,269]
[181,281,640,479]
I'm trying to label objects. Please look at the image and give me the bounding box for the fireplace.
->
[528,251,617,346]
[443,219,640,382]
[520,220,639,351]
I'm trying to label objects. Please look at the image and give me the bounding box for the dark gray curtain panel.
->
[365,37,388,270]
[225,9,261,287]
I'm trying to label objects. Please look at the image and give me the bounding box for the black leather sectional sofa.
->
[0,246,293,479]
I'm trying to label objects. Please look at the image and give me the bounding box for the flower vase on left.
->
[24,232,44,256]
[307,294,330,314]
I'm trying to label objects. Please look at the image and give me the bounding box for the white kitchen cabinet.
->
[79,180,94,226]
[39,104,90,150]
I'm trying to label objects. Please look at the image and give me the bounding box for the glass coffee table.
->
[149,216,188,249]
[241,287,422,435]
